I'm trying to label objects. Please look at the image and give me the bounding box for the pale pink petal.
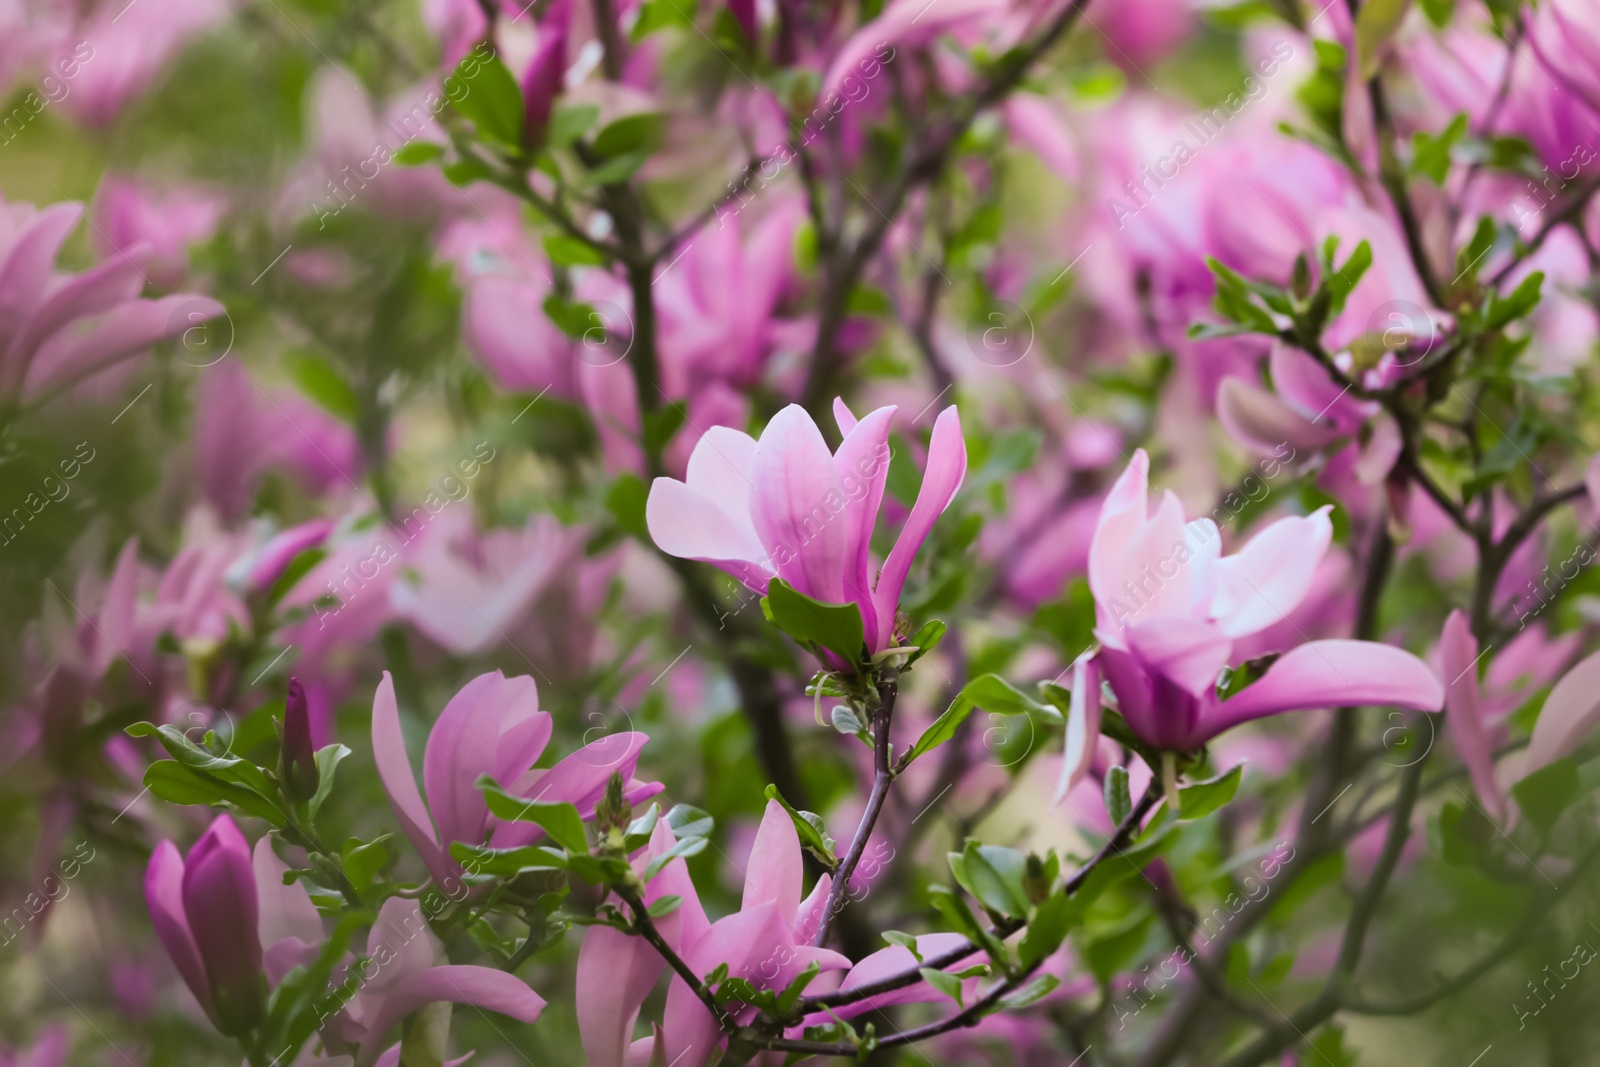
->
[1208,508,1333,638]
[1126,617,1232,700]
[741,799,802,918]
[1440,610,1503,821]
[1524,649,1600,775]
[871,406,966,645]
[831,404,896,643]
[750,405,850,603]
[1205,640,1444,740]
[370,673,450,885]
[353,966,545,1067]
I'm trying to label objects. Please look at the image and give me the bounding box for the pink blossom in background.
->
[55,0,229,127]
[0,192,223,402]
[370,671,660,888]
[92,175,225,288]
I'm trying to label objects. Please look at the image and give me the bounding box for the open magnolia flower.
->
[645,399,966,653]
[1081,450,1443,755]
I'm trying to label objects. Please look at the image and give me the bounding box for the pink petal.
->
[144,840,212,1018]
[0,202,81,344]
[251,838,322,956]
[742,799,802,919]
[1208,507,1333,638]
[370,673,450,885]
[1089,450,1151,640]
[1205,640,1444,740]
[1216,376,1342,456]
[823,933,977,1020]
[353,965,545,1067]
[424,672,532,849]
[871,406,966,645]
[577,923,664,1067]
[750,405,850,603]
[1440,610,1503,820]
[1524,649,1600,775]
[489,732,654,848]
[1126,617,1232,700]
[831,404,896,645]
[2,256,145,392]
[1054,654,1102,806]
[23,294,225,398]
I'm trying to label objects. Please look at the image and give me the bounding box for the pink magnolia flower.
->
[1087,450,1442,751]
[0,193,223,402]
[389,509,585,656]
[54,0,229,127]
[1529,0,1600,116]
[576,818,707,1067]
[92,175,226,288]
[654,200,803,398]
[193,360,362,520]
[145,814,263,1036]
[251,837,544,1067]
[646,400,966,654]
[370,671,660,890]
[659,800,850,1067]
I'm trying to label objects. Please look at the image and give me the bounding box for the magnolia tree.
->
[4,0,1600,1063]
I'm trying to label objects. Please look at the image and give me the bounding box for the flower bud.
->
[146,815,264,1037]
[522,0,569,147]
[280,676,319,803]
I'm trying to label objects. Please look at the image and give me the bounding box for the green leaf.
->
[883,931,923,961]
[1172,764,1244,821]
[592,112,666,158]
[1419,0,1454,26]
[950,842,1031,919]
[998,972,1060,1011]
[906,698,976,765]
[143,760,284,823]
[1325,241,1372,315]
[543,293,605,339]
[282,351,359,424]
[643,403,688,456]
[1083,910,1155,984]
[665,803,714,839]
[442,154,496,187]
[1355,0,1411,79]
[904,619,947,665]
[543,234,609,268]
[1018,892,1076,969]
[648,895,683,918]
[920,967,964,1007]
[1412,113,1467,184]
[547,103,600,148]
[342,835,390,892]
[631,0,698,39]
[929,884,1008,962]
[1104,766,1132,827]
[450,841,569,879]
[624,805,661,852]
[477,775,589,853]
[1485,270,1544,330]
[762,578,867,667]
[644,835,708,881]
[605,472,650,541]
[1511,757,1579,833]
[127,722,284,822]
[451,54,524,147]
[309,744,350,819]
[392,141,443,167]
[764,785,838,869]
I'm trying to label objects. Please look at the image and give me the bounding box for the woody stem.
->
[812,676,898,948]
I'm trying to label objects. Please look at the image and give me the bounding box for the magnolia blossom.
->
[249,833,544,1067]
[371,672,660,889]
[646,400,966,653]
[578,799,850,1067]
[145,814,263,1035]
[1086,450,1443,751]
[0,192,223,402]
